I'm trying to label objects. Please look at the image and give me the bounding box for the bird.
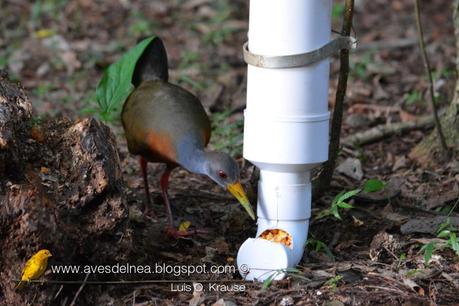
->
[121,37,255,237]
[16,249,52,290]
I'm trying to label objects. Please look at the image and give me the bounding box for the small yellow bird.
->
[16,249,52,290]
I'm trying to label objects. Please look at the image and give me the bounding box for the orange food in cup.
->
[259,229,293,248]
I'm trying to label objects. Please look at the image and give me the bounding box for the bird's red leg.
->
[140,157,156,219]
[160,165,174,227]
[161,165,207,238]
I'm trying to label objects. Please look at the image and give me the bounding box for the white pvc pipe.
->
[237,0,332,281]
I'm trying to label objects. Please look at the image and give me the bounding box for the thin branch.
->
[69,272,89,306]
[314,0,354,198]
[414,0,449,153]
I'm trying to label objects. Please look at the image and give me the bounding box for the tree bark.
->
[409,1,459,164]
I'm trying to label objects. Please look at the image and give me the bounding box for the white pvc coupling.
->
[238,0,332,282]
[244,111,329,171]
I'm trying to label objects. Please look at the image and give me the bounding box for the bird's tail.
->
[132,36,169,87]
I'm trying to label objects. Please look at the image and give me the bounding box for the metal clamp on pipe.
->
[243,36,356,68]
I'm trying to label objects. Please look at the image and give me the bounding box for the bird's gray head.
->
[203,152,239,187]
[202,151,255,220]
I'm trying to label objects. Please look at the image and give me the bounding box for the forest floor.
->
[1,0,458,305]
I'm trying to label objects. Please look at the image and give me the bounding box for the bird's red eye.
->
[218,170,227,179]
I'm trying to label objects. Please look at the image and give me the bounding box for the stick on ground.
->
[343,113,435,146]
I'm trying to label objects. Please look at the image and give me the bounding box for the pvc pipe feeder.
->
[237,0,356,281]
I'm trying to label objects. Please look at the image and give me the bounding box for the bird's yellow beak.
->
[227,181,255,220]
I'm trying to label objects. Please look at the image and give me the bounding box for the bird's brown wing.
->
[122,80,211,163]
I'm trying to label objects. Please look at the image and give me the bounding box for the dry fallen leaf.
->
[352,215,364,226]
[188,287,204,306]
[31,126,45,143]
[178,220,192,232]
[35,29,56,39]
[211,298,237,306]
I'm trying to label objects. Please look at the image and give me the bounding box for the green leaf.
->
[262,272,277,290]
[337,202,353,209]
[335,189,361,204]
[437,218,451,234]
[449,232,459,254]
[363,179,385,193]
[324,275,343,288]
[314,241,322,252]
[421,242,435,264]
[332,3,344,20]
[284,268,310,282]
[437,230,451,238]
[315,209,331,220]
[96,36,156,121]
[331,206,342,220]
[285,268,301,274]
[331,191,345,205]
[406,269,420,277]
[399,253,406,261]
[316,240,335,260]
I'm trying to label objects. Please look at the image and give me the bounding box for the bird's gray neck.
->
[176,139,208,175]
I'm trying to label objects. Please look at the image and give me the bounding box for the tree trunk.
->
[409,1,459,163]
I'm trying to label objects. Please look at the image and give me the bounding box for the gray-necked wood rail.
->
[121,37,255,237]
